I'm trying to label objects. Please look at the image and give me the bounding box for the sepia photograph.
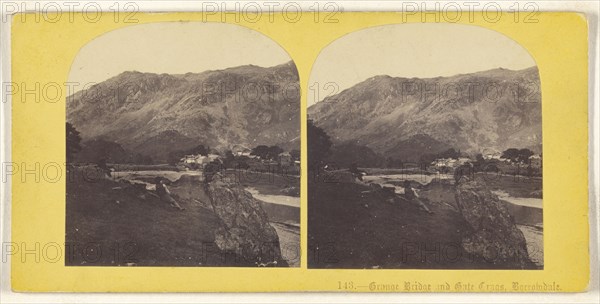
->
[5,5,595,297]
[307,23,543,269]
[65,22,301,267]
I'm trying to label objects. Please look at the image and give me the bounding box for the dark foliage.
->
[502,148,534,163]
[307,120,332,170]
[66,123,82,163]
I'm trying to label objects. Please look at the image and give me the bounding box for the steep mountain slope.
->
[308,67,541,161]
[67,62,300,161]
[327,142,385,168]
[75,138,131,164]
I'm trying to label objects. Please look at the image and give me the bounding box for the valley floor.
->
[308,170,542,269]
[66,166,300,267]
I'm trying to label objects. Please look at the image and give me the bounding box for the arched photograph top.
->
[307,23,542,270]
[65,22,301,268]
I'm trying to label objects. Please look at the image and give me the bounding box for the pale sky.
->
[309,23,536,105]
[68,22,292,86]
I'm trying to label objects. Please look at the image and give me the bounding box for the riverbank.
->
[308,170,542,269]
[66,167,298,267]
[244,182,300,267]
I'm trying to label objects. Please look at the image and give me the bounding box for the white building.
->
[432,157,471,168]
[231,144,252,156]
[529,154,542,167]
[181,154,222,165]
[483,152,503,160]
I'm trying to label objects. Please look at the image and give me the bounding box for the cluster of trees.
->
[70,120,539,175]
[248,145,300,161]
[471,153,495,172]
[68,123,155,165]
[132,153,154,165]
[385,157,404,168]
[171,143,300,167]
[221,150,249,169]
[470,147,539,175]
[436,148,462,159]
[167,144,211,165]
[418,148,463,165]
[307,119,332,170]
[250,145,284,160]
[67,122,301,167]
[500,148,535,163]
[221,146,299,169]
[66,122,82,163]
[289,149,300,161]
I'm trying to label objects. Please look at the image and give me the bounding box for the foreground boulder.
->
[455,177,534,269]
[170,174,212,209]
[205,173,286,266]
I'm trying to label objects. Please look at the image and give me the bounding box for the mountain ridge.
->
[67,61,300,162]
[308,66,541,161]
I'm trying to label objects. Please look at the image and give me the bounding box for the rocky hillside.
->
[308,67,541,161]
[67,62,300,162]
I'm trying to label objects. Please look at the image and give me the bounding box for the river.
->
[492,190,543,209]
[246,187,300,208]
[492,190,543,268]
[245,187,300,267]
[363,173,453,186]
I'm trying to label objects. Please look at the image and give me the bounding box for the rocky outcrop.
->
[454,177,535,269]
[204,173,286,266]
[170,174,212,209]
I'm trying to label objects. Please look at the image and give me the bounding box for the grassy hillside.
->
[308,174,537,269]
[66,167,254,266]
